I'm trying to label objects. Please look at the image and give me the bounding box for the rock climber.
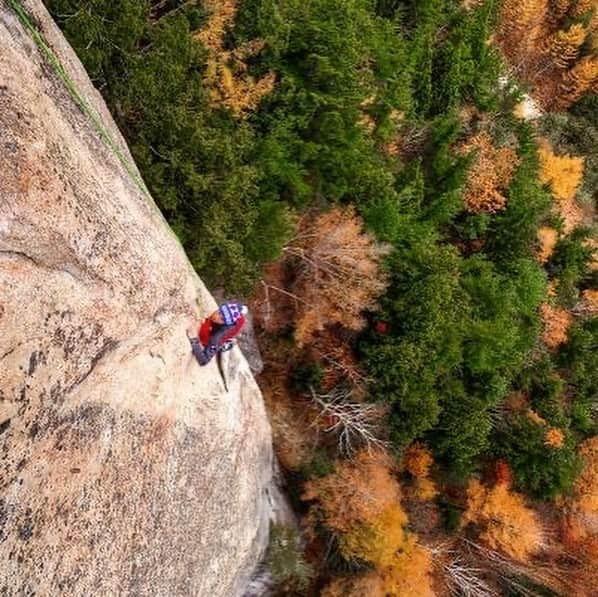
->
[189,302,248,366]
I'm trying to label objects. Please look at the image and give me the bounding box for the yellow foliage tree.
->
[548,24,588,68]
[331,511,434,597]
[196,0,236,51]
[462,479,544,562]
[323,547,434,597]
[402,443,439,501]
[458,132,519,213]
[379,544,435,597]
[196,0,275,117]
[538,140,584,201]
[341,505,410,567]
[304,450,434,596]
[414,477,439,501]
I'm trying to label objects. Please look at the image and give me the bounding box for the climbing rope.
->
[6,0,151,199]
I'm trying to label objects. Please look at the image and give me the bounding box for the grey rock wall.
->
[0,2,273,594]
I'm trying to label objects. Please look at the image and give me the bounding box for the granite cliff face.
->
[0,1,274,594]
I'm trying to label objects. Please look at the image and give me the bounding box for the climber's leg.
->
[189,337,209,366]
[207,324,235,351]
[201,343,219,364]
[189,324,236,367]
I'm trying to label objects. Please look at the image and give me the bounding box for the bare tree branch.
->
[310,386,387,456]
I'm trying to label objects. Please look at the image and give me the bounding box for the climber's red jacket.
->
[199,315,246,347]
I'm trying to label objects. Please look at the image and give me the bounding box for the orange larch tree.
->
[560,55,598,107]
[284,208,389,346]
[402,442,439,501]
[496,0,598,108]
[573,436,598,516]
[461,479,544,562]
[302,450,401,535]
[547,23,587,68]
[402,442,434,477]
[572,0,595,17]
[540,303,574,348]
[458,132,519,213]
[551,0,574,20]
[499,0,549,47]
[537,227,559,263]
[558,436,598,594]
[579,288,598,314]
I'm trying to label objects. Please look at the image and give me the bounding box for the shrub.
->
[266,524,314,592]
[290,361,325,395]
[299,449,335,480]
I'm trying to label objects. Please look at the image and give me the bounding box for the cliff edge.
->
[0,1,273,594]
